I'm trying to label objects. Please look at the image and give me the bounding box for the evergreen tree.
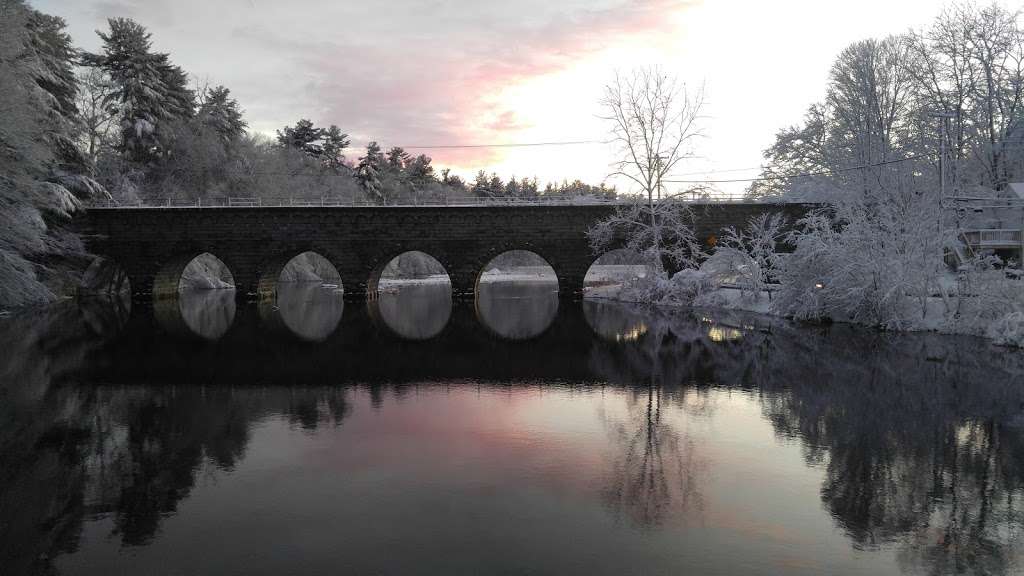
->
[155,55,194,120]
[505,176,521,198]
[25,10,78,120]
[406,154,434,189]
[0,0,100,307]
[321,125,349,171]
[276,119,324,156]
[441,168,467,192]
[520,177,539,199]
[197,85,246,143]
[489,174,504,197]
[84,18,194,164]
[386,146,410,172]
[356,141,385,203]
[471,170,491,197]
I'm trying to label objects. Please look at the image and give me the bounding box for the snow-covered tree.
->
[588,196,706,273]
[0,0,100,308]
[594,67,705,271]
[356,141,385,203]
[320,125,349,171]
[386,146,410,171]
[774,186,952,329]
[75,67,119,165]
[703,213,789,300]
[276,119,323,156]
[83,18,195,164]
[471,170,501,198]
[197,85,246,144]
[405,154,434,190]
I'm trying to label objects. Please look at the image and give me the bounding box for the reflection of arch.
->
[474,249,560,297]
[583,248,652,297]
[367,250,452,298]
[258,282,344,342]
[368,283,452,340]
[79,256,132,297]
[153,252,236,299]
[475,283,559,341]
[257,250,342,301]
[154,290,236,340]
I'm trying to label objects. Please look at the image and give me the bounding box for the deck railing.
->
[961,228,1024,248]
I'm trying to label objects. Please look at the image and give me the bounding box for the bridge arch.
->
[152,251,236,299]
[473,248,561,296]
[79,256,132,298]
[474,249,560,340]
[256,250,342,301]
[366,250,453,340]
[367,250,452,297]
[583,248,653,298]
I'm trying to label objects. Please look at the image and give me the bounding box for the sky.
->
[35,0,1019,196]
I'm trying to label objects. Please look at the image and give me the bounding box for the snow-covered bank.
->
[587,272,1024,349]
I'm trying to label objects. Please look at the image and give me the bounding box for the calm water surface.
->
[2,282,1023,575]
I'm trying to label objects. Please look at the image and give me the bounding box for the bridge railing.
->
[87,192,764,209]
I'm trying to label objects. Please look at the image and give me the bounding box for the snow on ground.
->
[586,277,1024,347]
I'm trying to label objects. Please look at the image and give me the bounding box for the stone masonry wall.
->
[72,203,816,300]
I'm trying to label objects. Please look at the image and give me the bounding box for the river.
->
[2,282,1023,575]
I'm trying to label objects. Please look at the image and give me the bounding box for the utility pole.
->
[929,111,957,236]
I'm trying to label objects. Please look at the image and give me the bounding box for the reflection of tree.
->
[589,304,708,528]
[0,300,357,571]
[587,302,1024,573]
[601,383,703,528]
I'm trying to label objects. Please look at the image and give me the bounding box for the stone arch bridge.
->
[73,203,814,300]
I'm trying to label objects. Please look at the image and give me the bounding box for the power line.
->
[395,139,608,150]
[663,153,938,184]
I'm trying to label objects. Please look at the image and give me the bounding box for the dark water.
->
[2,282,1024,576]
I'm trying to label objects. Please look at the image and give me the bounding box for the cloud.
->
[39,0,697,170]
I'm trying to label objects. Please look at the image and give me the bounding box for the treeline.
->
[750,1,1024,199]
[76,17,614,206]
[0,1,612,308]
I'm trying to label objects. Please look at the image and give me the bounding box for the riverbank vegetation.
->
[592,2,1024,347]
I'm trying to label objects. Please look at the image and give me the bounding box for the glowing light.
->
[707,326,744,342]
[614,323,648,342]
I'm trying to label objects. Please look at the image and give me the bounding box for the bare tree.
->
[601,67,705,204]
[593,68,706,271]
[74,67,118,166]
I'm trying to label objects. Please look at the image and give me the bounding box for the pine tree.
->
[83,18,194,163]
[489,174,504,197]
[276,119,324,156]
[356,141,385,203]
[155,55,194,120]
[471,170,490,197]
[197,85,246,143]
[321,125,349,171]
[406,154,434,189]
[505,176,521,198]
[0,0,101,307]
[386,146,410,171]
